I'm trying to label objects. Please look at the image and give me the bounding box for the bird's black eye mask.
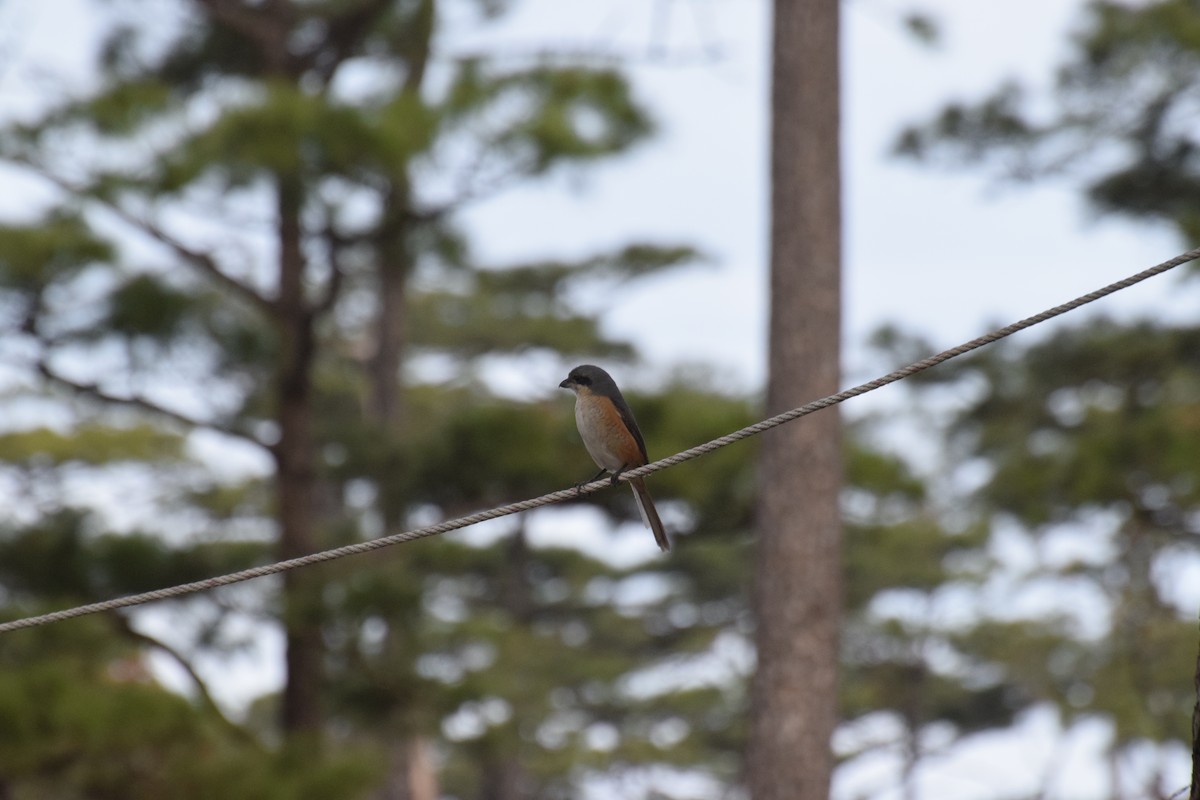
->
[572,375,592,386]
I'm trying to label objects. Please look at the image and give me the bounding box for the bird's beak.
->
[558,378,573,389]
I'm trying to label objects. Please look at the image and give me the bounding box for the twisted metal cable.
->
[2,244,1198,634]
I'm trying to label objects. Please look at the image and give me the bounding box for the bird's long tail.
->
[629,477,670,552]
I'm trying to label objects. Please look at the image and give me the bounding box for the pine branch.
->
[36,358,269,453]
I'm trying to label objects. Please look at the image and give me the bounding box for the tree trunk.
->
[370,252,409,425]
[1191,616,1200,800]
[481,756,529,800]
[1188,559,1200,800]
[377,738,439,800]
[367,5,440,795]
[274,173,323,738]
[363,184,444,800]
[746,0,842,798]
[368,0,432,426]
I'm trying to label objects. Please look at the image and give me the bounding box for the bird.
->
[559,364,669,552]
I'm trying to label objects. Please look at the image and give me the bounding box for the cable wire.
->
[2,244,1199,634]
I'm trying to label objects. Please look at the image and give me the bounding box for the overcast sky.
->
[1,0,1189,396]
[0,2,1192,798]
[459,0,1191,403]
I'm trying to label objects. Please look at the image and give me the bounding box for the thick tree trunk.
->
[746,0,842,798]
[274,174,323,738]
[1191,618,1200,800]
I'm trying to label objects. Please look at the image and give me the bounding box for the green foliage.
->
[185,478,273,521]
[106,274,196,341]
[1077,0,1200,72]
[0,424,184,467]
[951,318,1200,521]
[0,0,1093,796]
[157,85,436,191]
[893,82,1034,162]
[325,527,751,796]
[0,1,714,796]
[152,16,277,88]
[622,379,758,537]
[836,420,1010,749]
[408,396,578,506]
[474,244,703,301]
[842,644,1015,735]
[0,620,377,800]
[888,316,1200,758]
[406,243,700,360]
[896,0,1200,241]
[0,510,268,604]
[309,379,764,796]
[509,67,654,168]
[409,288,635,358]
[902,12,941,47]
[441,63,655,171]
[846,442,926,505]
[845,517,982,611]
[85,79,175,135]
[892,9,1200,769]
[0,212,112,292]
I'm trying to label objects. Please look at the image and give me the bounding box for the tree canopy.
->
[3,1,1199,798]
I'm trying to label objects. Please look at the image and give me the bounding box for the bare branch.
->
[11,158,278,317]
[307,0,394,83]
[193,0,294,73]
[416,153,540,223]
[438,44,724,69]
[106,204,279,318]
[36,358,270,453]
[113,616,260,747]
[314,225,346,316]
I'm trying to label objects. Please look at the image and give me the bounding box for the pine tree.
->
[896,0,1200,243]
[0,0,694,792]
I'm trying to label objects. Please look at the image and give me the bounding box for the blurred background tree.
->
[891,0,1200,795]
[0,0,708,796]
[896,0,1200,243]
[2,0,1199,799]
[0,3,995,793]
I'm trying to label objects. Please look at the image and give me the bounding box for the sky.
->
[0,0,1190,392]
[0,1,1194,798]
[455,0,1191,404]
